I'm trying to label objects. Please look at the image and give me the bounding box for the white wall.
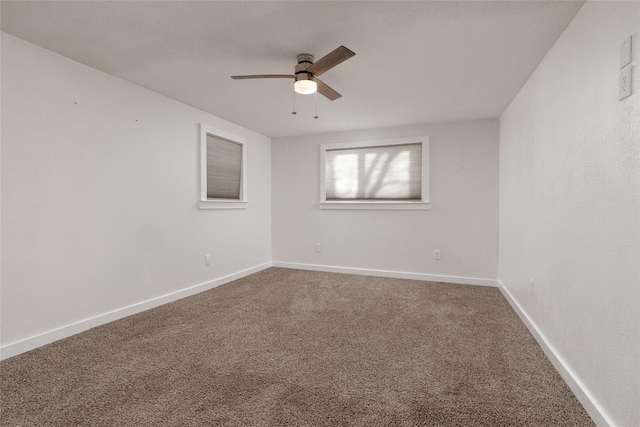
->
[0,33,272,357]
[499,2,639,426]
[272,120,499,284]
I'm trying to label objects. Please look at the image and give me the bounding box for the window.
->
[199,124,247,209]
[320,136,430,210]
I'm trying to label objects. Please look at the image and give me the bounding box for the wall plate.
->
[620,35,632,69]
[619,66,632,100]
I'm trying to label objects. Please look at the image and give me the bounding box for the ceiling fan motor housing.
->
[295,53,314,82]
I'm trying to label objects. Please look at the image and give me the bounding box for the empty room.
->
[1,1,638,426]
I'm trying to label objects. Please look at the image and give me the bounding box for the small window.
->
[320,137,430,210]
[199,124,247,209]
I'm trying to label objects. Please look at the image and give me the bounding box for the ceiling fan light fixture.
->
[294,79,317,95]
[231,46,355,101]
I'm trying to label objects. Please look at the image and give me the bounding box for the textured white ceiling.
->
[1,1,584,138]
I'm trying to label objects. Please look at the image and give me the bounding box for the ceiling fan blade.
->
[307,46,355,77]
[316,78,342,101]
[231,74,294,79]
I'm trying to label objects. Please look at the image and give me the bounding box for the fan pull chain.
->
[292,89,297,115]
[314,92,319,119]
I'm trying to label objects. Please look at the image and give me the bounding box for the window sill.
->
[199,200,248,210]
[319,201,431,210]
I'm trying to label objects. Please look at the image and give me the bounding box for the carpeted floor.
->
[1,268,593,426]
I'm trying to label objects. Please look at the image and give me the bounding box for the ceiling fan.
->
[231,45,355,101]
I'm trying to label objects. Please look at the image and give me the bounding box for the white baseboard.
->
[497,281,613,427]
[272,261,498,287]
[0,262,273,361]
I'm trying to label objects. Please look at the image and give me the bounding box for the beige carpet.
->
[1,268,593,426]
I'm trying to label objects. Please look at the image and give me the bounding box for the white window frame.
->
[320,136,430,210]
[199,124,248,209]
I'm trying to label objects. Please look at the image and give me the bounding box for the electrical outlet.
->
[315,243,321,253]
[205,254,211,266]
[434,250,441,260]
[620,66,632,100]
[529,279,535,295]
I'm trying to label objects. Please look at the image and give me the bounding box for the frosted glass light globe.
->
[294,79,317,95]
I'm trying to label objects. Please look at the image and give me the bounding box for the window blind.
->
[325,143,422,200]
[206,134,243,199]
